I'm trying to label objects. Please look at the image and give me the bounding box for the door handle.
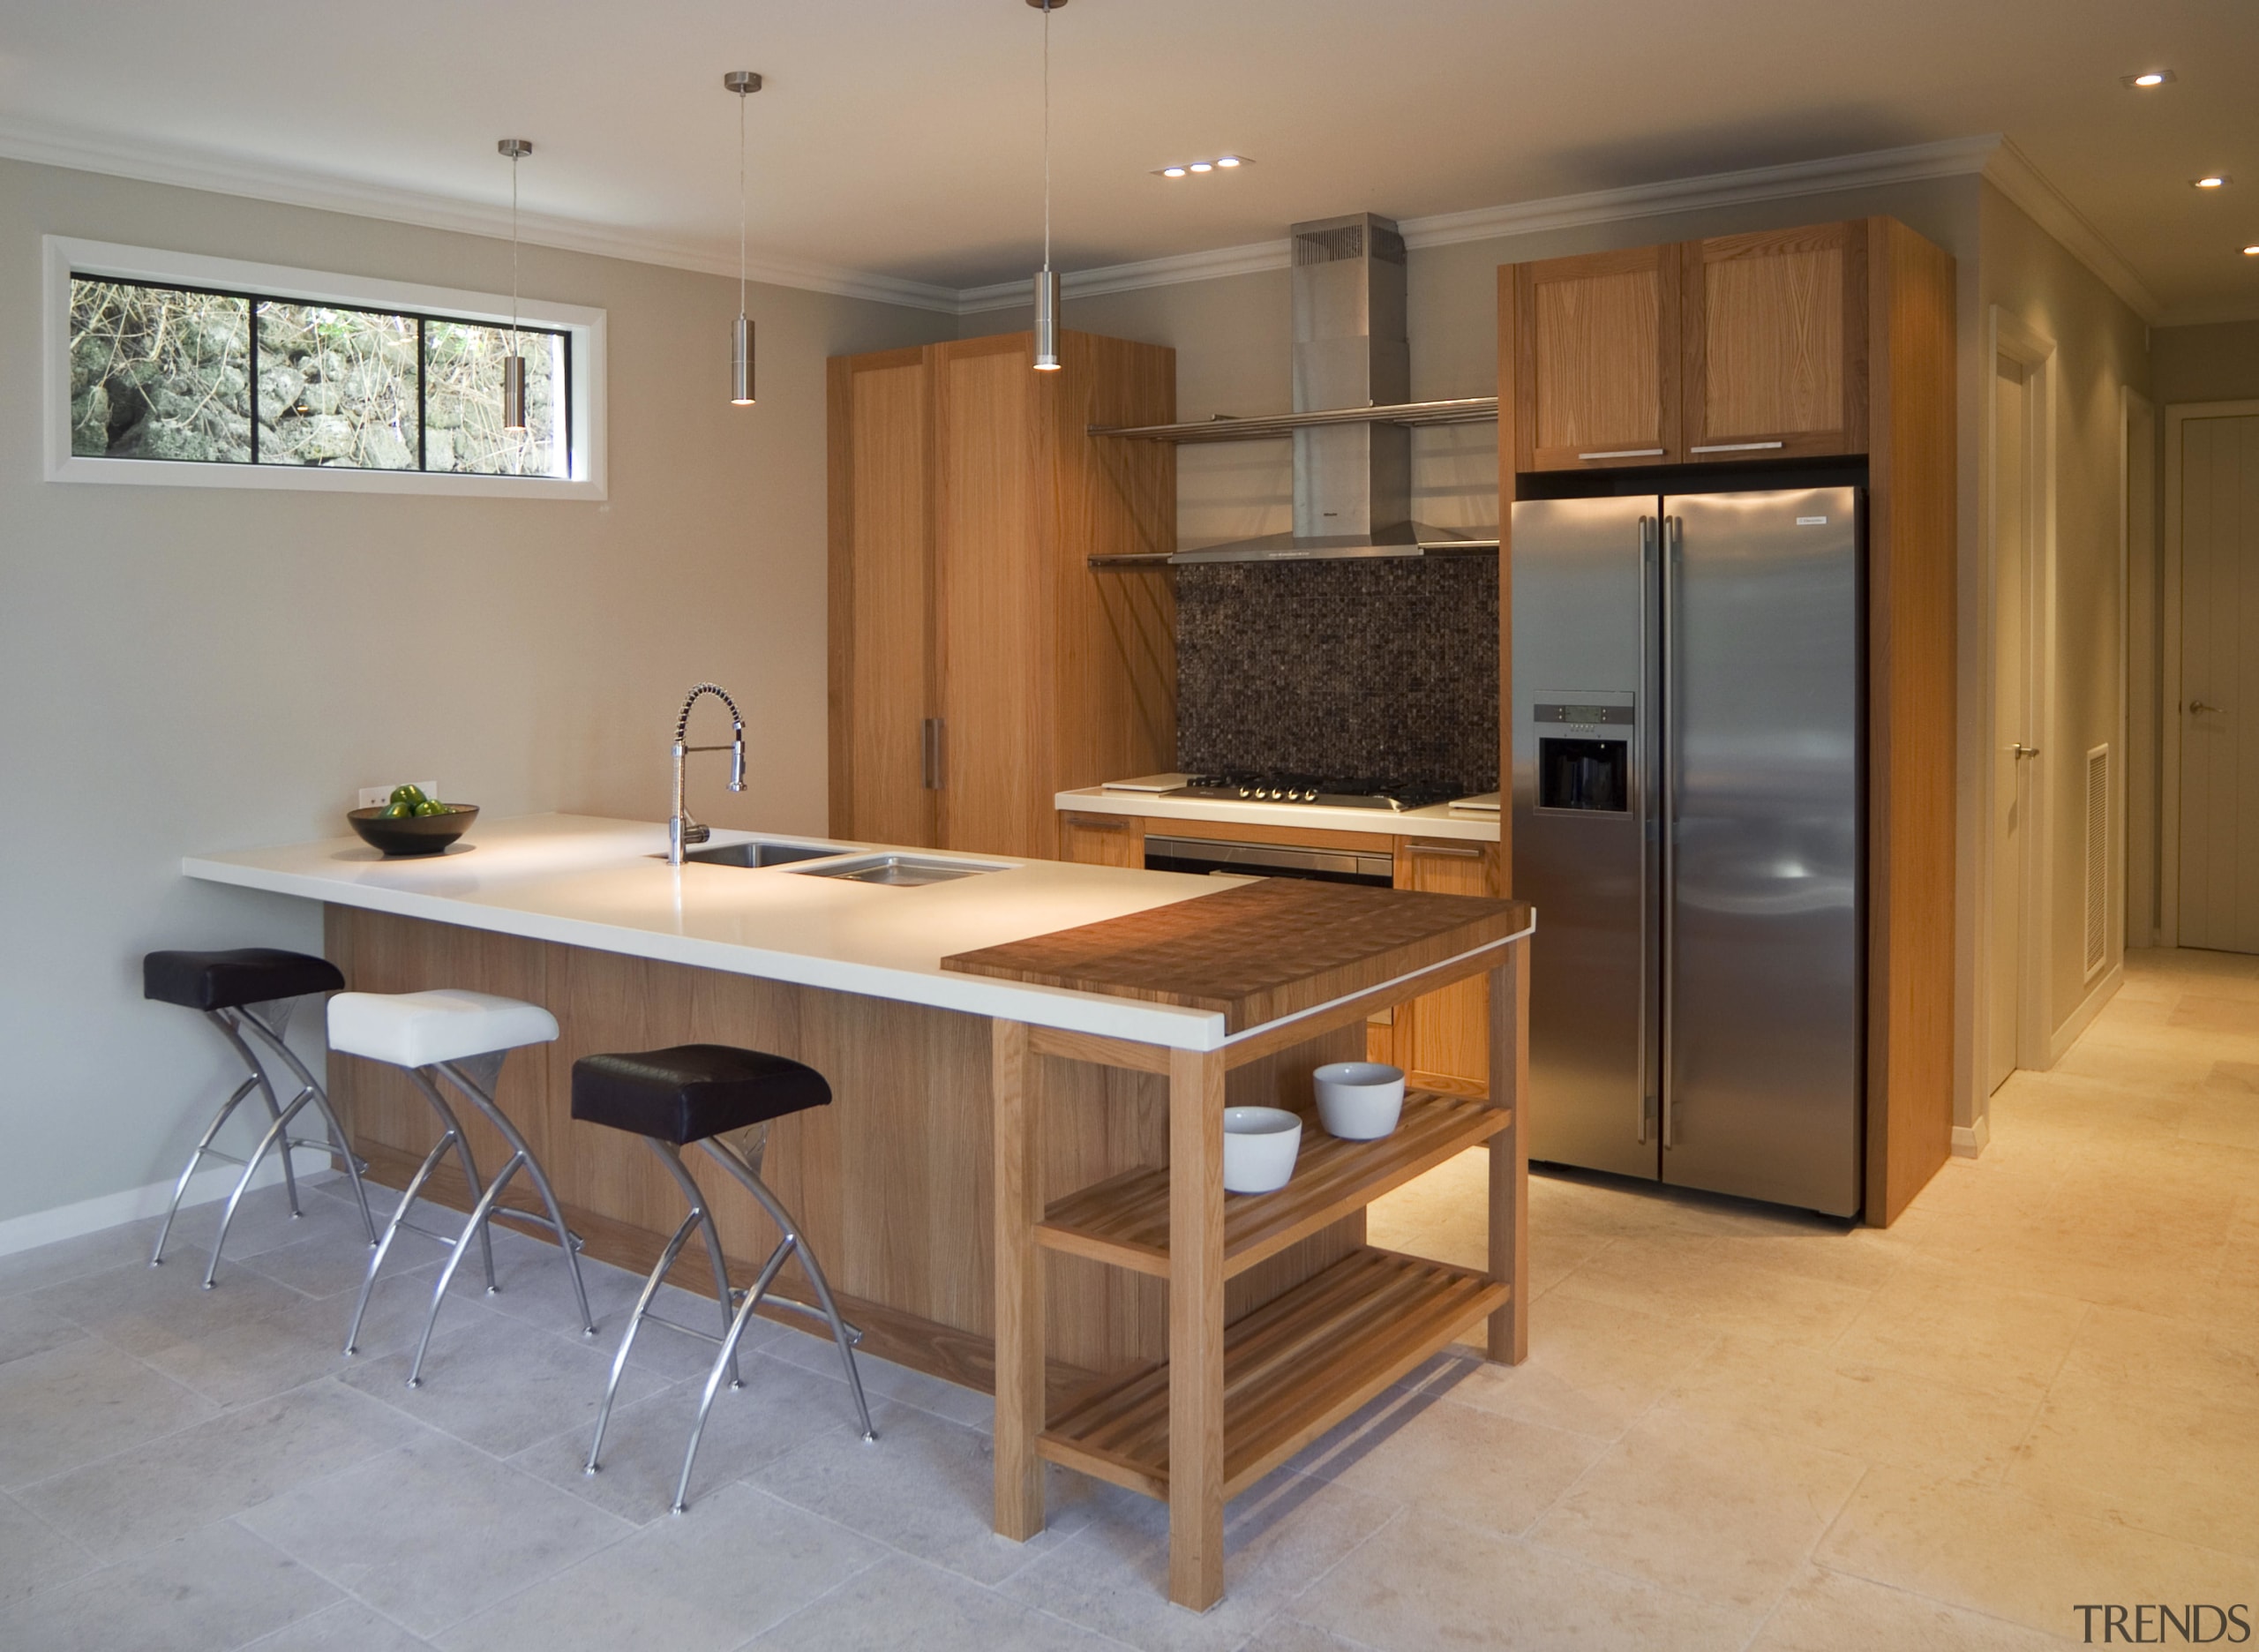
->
[1578,447,1665,461]
[2189,701,2222,716]
[1689,440,1786,454]
[1638,513,1656,1146]
[2010,742,2040,759]
[921,718,944,790]
[1660,514,1684,1153]
[1407,842,1483,859]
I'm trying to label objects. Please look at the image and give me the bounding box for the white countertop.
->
[184,814,1285,1050]
[1056,783,1499,843]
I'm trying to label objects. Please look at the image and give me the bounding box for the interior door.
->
[1664,489,1862,1217]
[1989,357,2035,1087]
[2178,413,2259,950]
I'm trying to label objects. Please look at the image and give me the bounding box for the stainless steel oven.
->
[1143,835,1395,889]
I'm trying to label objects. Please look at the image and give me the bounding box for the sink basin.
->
[790,853,1002,886]
[664,840,852,868]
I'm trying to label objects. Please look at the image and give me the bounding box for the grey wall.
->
[2153,319,2259,406]
[0,156,955,1234]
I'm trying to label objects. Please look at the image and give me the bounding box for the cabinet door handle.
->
[1690,440,1786,454]
[921,718,944,790]
[1407,842,1484,859]
[1578,447,1665,461]
[1066,813,1128,831]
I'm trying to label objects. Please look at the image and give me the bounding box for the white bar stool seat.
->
[328,988,594,1385]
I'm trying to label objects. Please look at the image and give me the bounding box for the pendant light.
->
[1029,0,1064,371]
[725,70,764,405]
[498,138,532,432]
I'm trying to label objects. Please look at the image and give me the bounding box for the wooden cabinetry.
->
[1682,223,1866,461]
[1510,244,1680,470]
[1499,216,1958,1225]
[829,330,1176,860]
[1505,219,1870,472]
[1394,837,1505,1096]
[1055,813,1504,1097]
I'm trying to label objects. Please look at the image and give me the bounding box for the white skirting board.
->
[1952,1116,1992,1158]
[0,1147,336,1260]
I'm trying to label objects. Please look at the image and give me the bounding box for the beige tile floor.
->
[0,946,2253,1648]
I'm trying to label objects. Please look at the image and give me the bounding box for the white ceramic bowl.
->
[1312,1062,1407,1139]
[1221,1106,1302,1194]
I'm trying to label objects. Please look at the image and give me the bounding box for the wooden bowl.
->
[348,803,477,857]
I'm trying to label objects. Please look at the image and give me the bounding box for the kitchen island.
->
[184,812,1532,1610]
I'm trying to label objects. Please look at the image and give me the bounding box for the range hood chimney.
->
[1167,212,1497,564]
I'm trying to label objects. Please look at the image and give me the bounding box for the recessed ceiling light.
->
[2123,69,2175,87]
[2194,176,2231,189]
[1152,156,1253,179]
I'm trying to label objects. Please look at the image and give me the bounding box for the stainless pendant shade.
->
[500,356,529,432]
[726,71,762,407]
[1032,268,1062,372]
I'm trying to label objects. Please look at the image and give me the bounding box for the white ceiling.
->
[2,0,2254,321]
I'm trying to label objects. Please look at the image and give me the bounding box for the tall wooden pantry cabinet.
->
[828,329,1176,860]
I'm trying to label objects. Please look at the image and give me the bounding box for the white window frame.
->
[44,236,607,500]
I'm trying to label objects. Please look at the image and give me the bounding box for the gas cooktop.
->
[1166,774,1461,813]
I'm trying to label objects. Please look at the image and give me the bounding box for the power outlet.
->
[357,781,441,810]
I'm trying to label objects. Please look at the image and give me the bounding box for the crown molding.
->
[1979,136,2161,322]
[3,114,2184,326]
[2153,299,2259,328]
[0,116,964,313]
[959,134,2010,314]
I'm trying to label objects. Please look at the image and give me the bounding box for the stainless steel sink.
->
[663,840,852,868]
[789,853,1002,886]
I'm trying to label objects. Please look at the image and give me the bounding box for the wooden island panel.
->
[324,904,1363,1381]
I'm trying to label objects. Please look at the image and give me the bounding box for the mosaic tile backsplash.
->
[1174,557,1500,792]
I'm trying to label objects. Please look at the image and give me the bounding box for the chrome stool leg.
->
[672,1125,874,1513]
[401,1055,592,1388]
[586,1141,742,1478]
[342,1070,494,1357]
[150,1066,259,1267]
[436,1055,595,1336]
[237,1004,377,1246]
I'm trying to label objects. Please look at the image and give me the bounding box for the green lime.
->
[382,800,416,819]
[388,785,426,807]
[413,800,446,817]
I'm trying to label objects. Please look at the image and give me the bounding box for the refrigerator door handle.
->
[1660,514,1684,1152]
[1638,514,1657,1145]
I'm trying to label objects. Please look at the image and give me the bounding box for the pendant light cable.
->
[1042,0,1052,277]
[498,138,532,434]
[738,84,748,322]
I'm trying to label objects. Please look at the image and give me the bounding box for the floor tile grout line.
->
[1272,1499,1411,1628]
[214,1512,423,1650]
[1801,1557,2086,1648]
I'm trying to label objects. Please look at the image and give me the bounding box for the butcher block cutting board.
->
[941,879,1533,1034]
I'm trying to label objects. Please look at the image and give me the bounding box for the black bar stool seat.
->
[144,949,345,1011]
[573,1044,875,1512]
[142,948,374,1284]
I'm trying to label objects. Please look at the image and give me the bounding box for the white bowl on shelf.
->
[1221,1107,1302,1194]
[1312,1062,1407,1140]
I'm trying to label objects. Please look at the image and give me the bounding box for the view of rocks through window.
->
[68,277,568,477]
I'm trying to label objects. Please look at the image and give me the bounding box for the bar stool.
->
[143,948,376,1286]
[327,988,595,1385]
[571,1044,875,1513]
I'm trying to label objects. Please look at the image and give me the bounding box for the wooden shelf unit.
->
[1038,1089,1509,1280]
[1039,1245,1507,1503]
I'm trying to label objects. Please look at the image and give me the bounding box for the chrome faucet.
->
[668,683,747,865]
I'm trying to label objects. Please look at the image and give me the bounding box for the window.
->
[47,237,604,499]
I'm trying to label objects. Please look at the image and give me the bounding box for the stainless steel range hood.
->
[1093,214,1498,567]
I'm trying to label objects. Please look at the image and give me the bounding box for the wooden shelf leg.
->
[992,1018,1046,1539]
[1488,945,1530,1364]
[1167,1044,1227,1611]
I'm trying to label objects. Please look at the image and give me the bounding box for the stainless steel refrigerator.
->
[1511,487,1863,1217]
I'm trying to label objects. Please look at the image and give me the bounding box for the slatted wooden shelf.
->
[1039,1245,1505,1503]
[1038,1092,1509,1280]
